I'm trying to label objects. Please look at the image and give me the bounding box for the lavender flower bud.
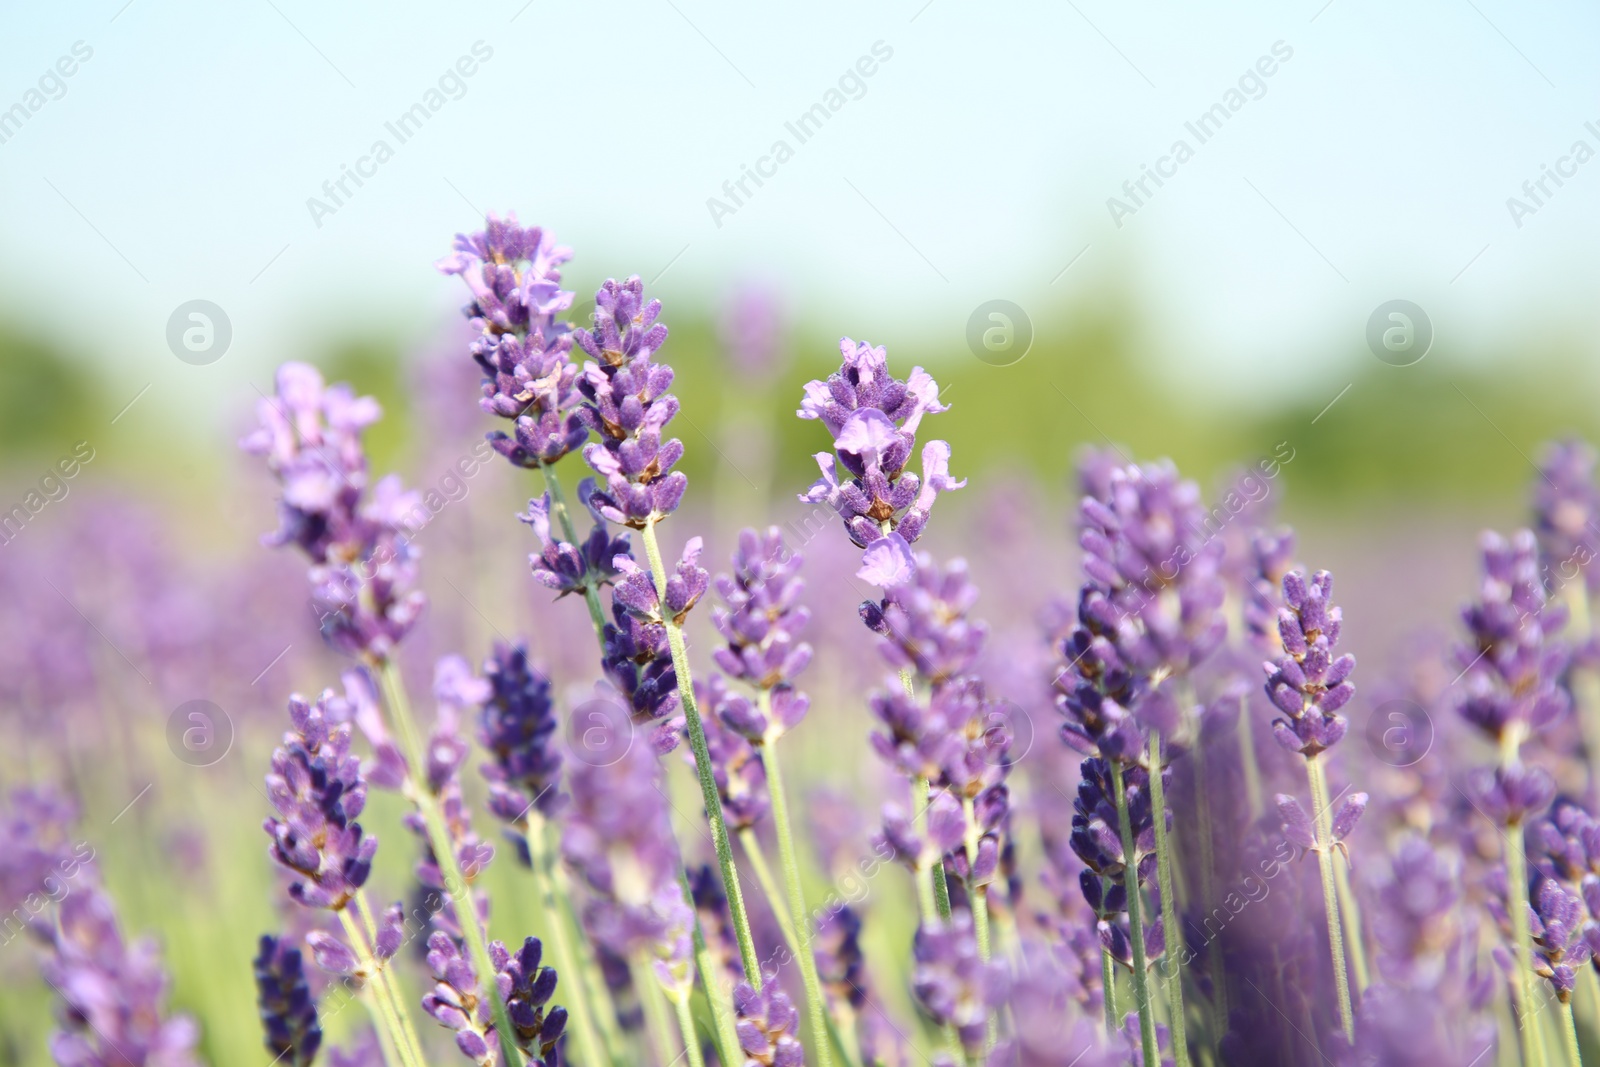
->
[423,930,499,1065]
[911,911,1008,1058]
[1534,438,1600,595]
[1530,876,1591,1001]
[575,277,686,527]
[859,552,987,686]
[1469,763,1555,827]
[712,527,814,694]
[496,936,567,1065]
[614,538,709,624]
[478,640,563,822]
[600,600,680,730]
[1262,568,1356,757]
[255,935,322,1067]
[798,338,963,561]
[264,691,377,911]
[695,675,771,830]
[519,484,631,598]
[733,979,805,1067]
[813,903,866,1010]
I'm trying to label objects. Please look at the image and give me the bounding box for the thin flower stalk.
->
[523,817,609,1067]
[338,907,425,1067]
[377,660,526,1065]
[353,893,430,1067]
[1111,760,1160,1067]
[538,460,607,640]
[1303,754,1355,1043]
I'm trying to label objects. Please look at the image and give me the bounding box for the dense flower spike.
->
[859,552,987,686]
[1534,438,1600,595]
[1530,876,1591,1001]
[264,691,376,911]
[911,911,1008,1058]
[478,640,564,822]
[37,886,202,1067]
[1455,530,1572,744]
[813,903,866,1011]
[436,213,588,466]
[733,979,805,1067]
[712,527,814,696]
[696,674,771,830]
[241,362,426,660]
[254,934,322,1067]
[423,930,499,1064]
[600,598,681,731]
[497,936,568,1064]
[574,276,687,526]
[798,338,964,569]
[1263,569,1357,756]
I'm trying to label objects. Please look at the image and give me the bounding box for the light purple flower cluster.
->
[37,887,202,1067]
[798,338,964,577]
[241,362,425,661]
[1262,570,1357,757]
[860,553,987,686]
[1455,530,1572,746]
[911,910,1009,1059]
[575,277,686,527]
[712,528,813,696]
[734,979,805,1067]
[1534,438,1600,596]
[1068,758,1164,968]
[263,690,377,911]
[478,640,564,822]
[436,213,587,468]
[521,481,631,599]
[695,674,771,831]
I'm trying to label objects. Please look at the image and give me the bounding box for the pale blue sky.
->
[1,0,1597,434]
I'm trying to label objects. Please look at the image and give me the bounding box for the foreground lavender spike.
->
[255,934,323,1067]
[1533,438,1600,598]
[37,886,202,1067]
[797,338,964,580]
[733,980,805,1067]
[478,640,563,823]
[1262,566,1362,1043]
[240,362,426,662]
[911,911,1008,1061]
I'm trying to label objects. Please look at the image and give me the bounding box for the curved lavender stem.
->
[537,458,607,641]
[640,518,762,987]
[1304,754,1354,1044]
[1111,760,1159,1067]
[376,660,526,1065]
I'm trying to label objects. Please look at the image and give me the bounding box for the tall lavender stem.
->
[1111,760,1160,1067]
[1143,734,1186,1053]
[1304,754,1354,1042]
[640,519,762,986]
[376,660,526,1065]
[523,818,610,1067]
[338,906,425,1067]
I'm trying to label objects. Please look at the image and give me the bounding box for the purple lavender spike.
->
[255,934,323,1067]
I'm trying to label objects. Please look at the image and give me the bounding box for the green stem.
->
[538,459,607,641]
[377,660,526,1065]
[681,869,742,1067]
[354,893,428,1067]
[1505,819,1545,1067]
[338,908,423,1067]
[1145,736,1190,1067]
[1561,1000,1583,1067]
[765,728,837,1067]
[1332,852,1370,994]
[1111,759,1160,1067]
[635,957,677,1067]
[959,795,992,962]
[525,817,607,1067]
[1101,944,1119,1034]
[639,519,762,987]
[667,989,709,1067]
[1304,754,1355,1045]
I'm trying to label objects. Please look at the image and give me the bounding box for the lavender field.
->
[6,5,1600,1067]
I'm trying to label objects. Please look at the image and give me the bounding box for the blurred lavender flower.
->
[734,979,805,1067]
[859,552,987,686]
[1263,570,1357,757]
[1529,875,1591,1001]
[712,528,813,698]
[696,674,771,830]
[813,903,865,1013]
[798,338,963,573]
[241,362,425,661]
[326,1028,386,1067]
[436,213,588,467]
[36,886,201,1067]
[1455,530,1572,746]
[0,786,91,919]
[478,640,563,823]
[264,691,377,911]
[719,283,789,382]
[254,934,322,1067]
[911,911,1008,1059]
[574,276,686,527]
[1534,438,1600,595]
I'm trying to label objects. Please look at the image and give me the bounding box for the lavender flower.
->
[478,640,563,823]
[1534,438,1600,595]
[500,936,568,1063]
[1455,530,1572,746]
[436,213,588,467]
[733,979,805,1067]
[327,1029,386,1067]
[614,537,709,625]
[36,887,201,1067]
[264,691,376,911]
[1262,570,1357,757]
[574,277,686,527]
[911,911,1008,1058]
[254,934,322,1067]
[696,674,771,830]
[798,338,963,570]
[813,903,866,1011]
[719,283,788,382]
[520,480,630,598]
[424,930,567,1065]
[711,527,814,695]
[241,362,425,661]
[424,930,499,1064]
[859,552,987,686]
[1529,875,1591,1001]
[600,598,680,732]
